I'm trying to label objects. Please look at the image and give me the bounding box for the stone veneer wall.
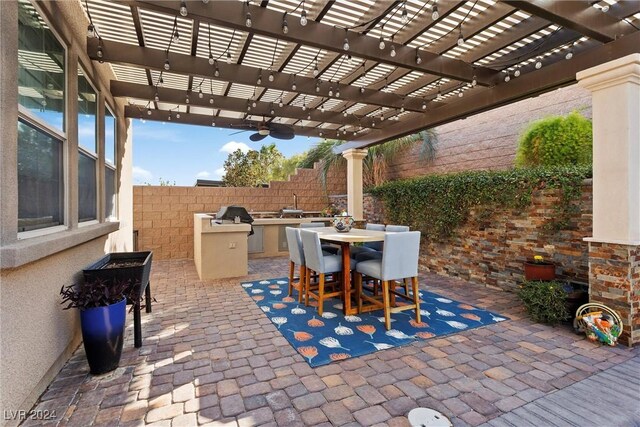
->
[331,181,593,291]
[134,165,345,260]
[588,242,640,346]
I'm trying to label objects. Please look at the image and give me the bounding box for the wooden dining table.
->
[314,227,386,315]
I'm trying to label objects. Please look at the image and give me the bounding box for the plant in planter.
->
[524,255,556,281]
[517,280,570,325]
[60,278,136,375]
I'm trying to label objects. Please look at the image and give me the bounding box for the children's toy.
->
[573,303,622,346]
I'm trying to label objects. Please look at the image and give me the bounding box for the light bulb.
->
[202,0,209,3]
[147,108,152,116]
[226,51,231,64]
[432,4,439,20]
[379,37,385,50]
[321,105,325,113]
[401,5,409,24]
[97,46,103,58]
[198,89,203,99]
[211,121,215,126]
[176,112,181,119]
[185,95,190,104]
[302,104,306,111]
[154,92,159,102]
[471,75,477,87]
[328,87,333,97]
[422,101,427,110]
[159,76,164,85]
[291,82,297,91]
[316,83,320,93]
[514,67,521,77]
[415,52,422,65]
[535,57,542,69]
[278,100,284,108]
[179,1,187,16]
[168,114,171,121]
[380,114,384,121]
[300,9,308,26]
[457,31,464,47]
[209,98,214,105]
[245,12,252,27]
[601,4,610,12]
[257,75,262,85]
[343,111,348,117]
[313,64,319,76]
[343,38,350,51]
[270,108,275,115]
[268,72,274,82]
[390,45,396,57]
[173,29,179,42]
[252,100,257,108]
[504,73,510,82]
[214,66,220,77]
[400,106,405,113]
[87,24,95,38]
[247,104,251,111]
[307,114,311,120]
[336,89,340,98]
[208,53,214,65]
[282,18,289,34]
[319,132,323,137]
[360,87,365,94]
[565,50,573,60]
[164,59,170,71]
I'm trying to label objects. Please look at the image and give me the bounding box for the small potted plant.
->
[517,280,570,325]
[524,255,556,281]
[60,278,134,375]
[321,204,340,217]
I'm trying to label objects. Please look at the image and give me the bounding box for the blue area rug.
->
[241,277,509,367]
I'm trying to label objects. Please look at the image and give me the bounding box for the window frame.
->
[77,64,99,224]
[104,103,118,221]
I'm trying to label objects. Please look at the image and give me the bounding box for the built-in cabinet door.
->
[248,226,264,253]
[278,225,289,252]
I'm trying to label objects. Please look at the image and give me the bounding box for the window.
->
[18,0,65,133]
[18,119,65,232]
[17,0,66,234]
[78,65,97,222]
[105,106,117,219]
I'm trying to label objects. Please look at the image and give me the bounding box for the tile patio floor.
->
[27,258,639,427]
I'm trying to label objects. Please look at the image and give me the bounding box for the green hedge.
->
[369,165,592,240]
[515,112,592,167]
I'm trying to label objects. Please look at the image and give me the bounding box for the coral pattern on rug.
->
[241,278,508,367]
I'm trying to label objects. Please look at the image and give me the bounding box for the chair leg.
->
[305,268,311,306]
[382,280,391,330]
[298,265,305,303]
[318,273,325,316]
[288,261,295,297]
[355,272,363,314]
[412,276,421,323]
[403,278,410,296]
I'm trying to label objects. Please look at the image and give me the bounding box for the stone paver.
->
[26,258,639,426]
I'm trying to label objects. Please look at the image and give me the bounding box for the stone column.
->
[342,148,368,220]
[577,54,640,346]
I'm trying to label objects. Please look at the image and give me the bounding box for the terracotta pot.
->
[524,262,556,281]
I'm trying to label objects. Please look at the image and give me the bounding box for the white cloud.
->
[214,167,225,179]
[220,141,252,154]
[195,171,211,179]
[132,166,153,183]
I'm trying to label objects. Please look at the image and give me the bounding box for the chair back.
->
[285,227,305,265]
[381,231,421,281]
[385,224,410,232]
[364,223,385,250]
[300,229,325,273]
[300,222,324,228]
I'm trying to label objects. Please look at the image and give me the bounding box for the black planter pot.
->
[563,282,589,319]
[83,251,153,348]
[80,298,126,375]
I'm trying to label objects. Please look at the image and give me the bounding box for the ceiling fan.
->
[230,118,295,141]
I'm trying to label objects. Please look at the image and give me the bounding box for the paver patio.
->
[27,258,639,427]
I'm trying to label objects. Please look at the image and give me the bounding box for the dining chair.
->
[300,222,339,254]
[285,227,307,303]
[350,223,385,257]
[354,231,422,330]
[300,229,356,315]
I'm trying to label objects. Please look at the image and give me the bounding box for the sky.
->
[131,119,320,186]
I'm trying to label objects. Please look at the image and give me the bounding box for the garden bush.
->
[515,111,592,167]
[517,280,570,324]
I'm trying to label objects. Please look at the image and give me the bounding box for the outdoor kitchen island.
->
[193,213,329,280]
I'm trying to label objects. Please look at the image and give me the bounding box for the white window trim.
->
[105,163,118,221]
[18,225,68,241]
[78,146,99,223]
[18,105,67,141]
[105,104,117,168]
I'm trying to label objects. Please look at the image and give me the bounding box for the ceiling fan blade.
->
[270,131,295,140]
[250,133,268,142]
[270,123,295,134]
[229,130,250,136]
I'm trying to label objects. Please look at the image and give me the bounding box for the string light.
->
[282,13,289,34]
[291,75,297,91]
[179,1,187,16]
[360,87,365,94]
[432,1,439,20]
[336,88,340,98]
[390,45,396,57]
[514,66,521,77]
[313,62,319,76]
[343,36,350,51]
[202,0,209,3]
[471,74,477,87]
[257,70,262,85]
[307,113,311,120]
[535,56,543,69]
[415,51,422,65]
[401,2,409,24]
[343,111,348,117]
[214,61,220,77]
[173,28,180,42]
[378,27,385,50]
[316,81,320,93]
[565,44,574,60]
[457,26,464,46]
[302,98,306,111]
[185,93,190,104]
[245,12,252,27]
[168,113,172,121]
[422,99,427,110]
[96,43,103,58]
[87,23,96,38]
[504,71,510,82]
[269,71,275,82]
[300,1,308,26]
[164,58,170,71]
[154,92,159,102]
[209,97,214,105]
[319,131,323,137]
[278,98,284,108]
[458,91,464,97]
[226,51,231,64]
[328,86,333,97]
[208,53,214,65]
[176,112,181,119]
[147,107,152,116]
[270,104,275,115]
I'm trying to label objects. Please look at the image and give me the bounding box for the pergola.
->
[85,0,639,147]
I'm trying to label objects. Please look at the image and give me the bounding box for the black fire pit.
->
[83,251,153,348]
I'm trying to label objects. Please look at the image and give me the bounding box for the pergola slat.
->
[121,0,499,85]
[337,30,640,151]
[504,0,635,43]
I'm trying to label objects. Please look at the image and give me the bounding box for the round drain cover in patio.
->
[408,408,452,427]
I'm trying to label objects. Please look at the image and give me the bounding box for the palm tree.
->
[298,129,438,188]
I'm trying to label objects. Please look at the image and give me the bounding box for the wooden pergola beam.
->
[504,0,634,43]
[125,105,344,138]
[122,0,499,85]
[337,30,640,151]
[88,38,429,112]
[111,80,394,128]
